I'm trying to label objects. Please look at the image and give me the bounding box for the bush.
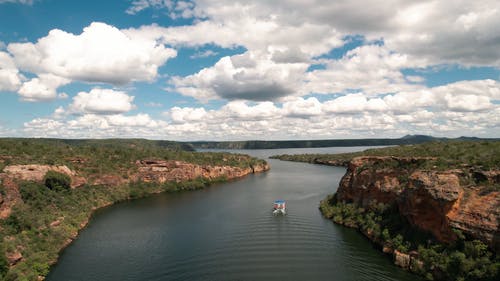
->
[44,171,71,191]
[0,241,8,279]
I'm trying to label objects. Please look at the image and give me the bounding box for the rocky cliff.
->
[134,159,269,183]
[336,156,500,252]
[0,160,270,219]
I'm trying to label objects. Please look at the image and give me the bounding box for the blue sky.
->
[0,0,499,140]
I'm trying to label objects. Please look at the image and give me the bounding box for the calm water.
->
[47,147,420,281]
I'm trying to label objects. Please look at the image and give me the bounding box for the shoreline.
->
[47,169,268,270]
[45,165,269,280]
[2,160,269,280]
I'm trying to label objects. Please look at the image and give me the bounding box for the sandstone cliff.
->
[336,156,500,252]
[0,160,270,219]
[134,159,269,183]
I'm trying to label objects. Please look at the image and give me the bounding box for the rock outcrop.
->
[0,160,270,219]
[336,156,500,252]
[134,159,270,183]
[3,165,87,188]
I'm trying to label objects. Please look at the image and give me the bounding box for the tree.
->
[44,171,71,191]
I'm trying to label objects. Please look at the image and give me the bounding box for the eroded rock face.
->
[336,156,500,251]
[400,171,463,242]
[3,164,86,188]
[0,160,269,219]
[134,160,269,183]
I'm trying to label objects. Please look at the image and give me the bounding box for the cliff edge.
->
[336,156,500,252]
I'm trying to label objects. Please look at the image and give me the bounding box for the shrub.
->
[43,171,71,191]
[0,242,8,279]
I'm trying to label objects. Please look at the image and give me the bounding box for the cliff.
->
[134,159,269,183]
[0,160,269,219]
[336,156,500,252]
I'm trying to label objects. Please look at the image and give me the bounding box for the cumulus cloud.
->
[6,0,500,139]
[18,74,69,102]
[68,88,135,115]
[167,106,207,123]
[126,15,343,57]
[323,93,388,114]
[24,113,162,138]
[305,45,427,96]
[219,101,281,120]
[171,51,309,101]
[383,79,500,113]
[23,85,500,140]
[283,97,322,118]
[8,22,177,85]
[187,0,500,66]
[0,51,22,92]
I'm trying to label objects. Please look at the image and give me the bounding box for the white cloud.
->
[18,74,69,102]
[305,45,427,96]
[384,1,500,66]
[24,113,163,138]
[171,51,309,101]
[444,94,493,112]
[283,97,322,118]
[126,0,197,19]
[188,0,500,66]
[0,51,23,92]
[167,106,207,123]
[383,79,499,113]
[8,22,177,85]
[126,14,343,57]
[218,101,281,120]
[22,87,500,139]
[0,0,34,4]
[68,88,135,115]
[190,50,218,59]
[323,93,387,114]
[4,0,500,139]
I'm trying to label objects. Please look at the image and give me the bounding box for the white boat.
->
[273,200,286,215]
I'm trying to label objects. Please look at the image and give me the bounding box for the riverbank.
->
[274,141,500,280]
[0,139,269,280]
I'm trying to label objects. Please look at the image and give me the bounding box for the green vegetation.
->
[272,141,500,170]
[320,195,500,281]
[0,138,266,176]
[0,138,267,280]
[43,171,71,191]
[190,135,498,150]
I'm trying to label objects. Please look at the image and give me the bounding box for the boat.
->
[273,200,286,215]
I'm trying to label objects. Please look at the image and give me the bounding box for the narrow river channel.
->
[47,147,421,281]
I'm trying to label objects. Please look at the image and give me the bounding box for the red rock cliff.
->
[133,159,270,183]
[336,156,500,252]
[0,160,270,218]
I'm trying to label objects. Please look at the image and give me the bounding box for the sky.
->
[0,0,499,140]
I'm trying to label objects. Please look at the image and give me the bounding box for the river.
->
[47,147,421,281]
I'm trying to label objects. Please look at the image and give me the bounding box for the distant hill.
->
[188,135,500,150]
[0,138,196,152]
